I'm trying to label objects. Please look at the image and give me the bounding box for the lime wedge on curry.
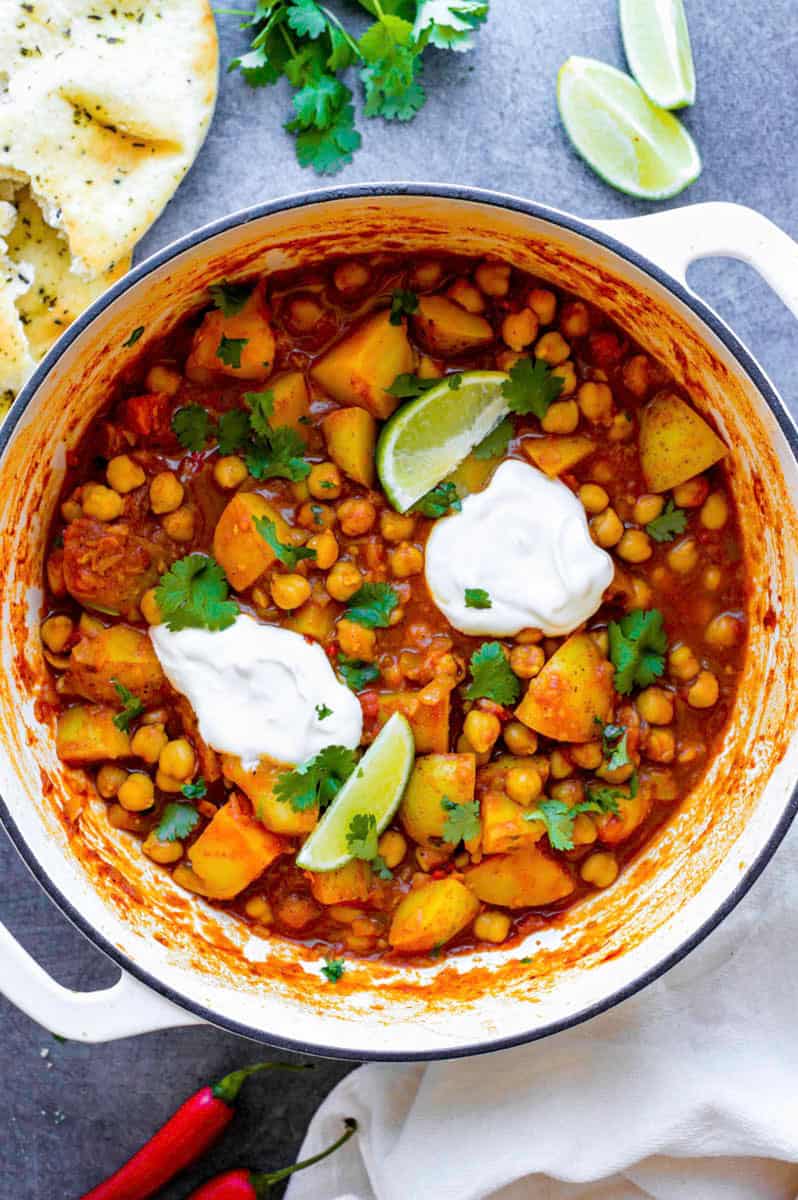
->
[376,370,509,512]
[295,713,415,873]
[620,0,696,110]
[557,57,701,200]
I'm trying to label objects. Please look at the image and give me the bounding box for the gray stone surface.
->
[1,1,796,1196]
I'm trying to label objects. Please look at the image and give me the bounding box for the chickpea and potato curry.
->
[44,251,746,965]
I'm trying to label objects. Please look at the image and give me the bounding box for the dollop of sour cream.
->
[424,459,613,638]
[150,614,362,769]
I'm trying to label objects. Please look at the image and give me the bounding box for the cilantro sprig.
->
[347,812,396,879]
[474,416,513,460]
[645,500,688,543]
[154,802,201,843]
[209,280,254,316]
[501,356,564,420]
[337,655,380,691]
[465,641,520,705]
[595,718,632,771]
[182,778,208,800]
[174,391,311,479]
[274,745,359,812]
[608,608,668,695]
[345,583,399,629]
[387,372,438,399]
[523,788,624,853]
[389,288,419,325]
[464,588,491,610]
[254,515,316,568]
[441,797,481,845]
[412,481,461,518]
[172,405,213,452]
[216,335,248,370]
[322,957,345,983]
[111,680,144,732]
[155,554,239,632]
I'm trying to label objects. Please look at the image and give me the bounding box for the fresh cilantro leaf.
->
[595,719,632,771]
[274,745,359,812]
[322,957,345,983]
[413,0,489,51]
[608,608,668,695]
[360,15,426,122]
[155,554,239,632]
[243,389,275,439]
[181,778,207,800]
[123,326,144,348]
[289,99,361,175]
[209,280,253,317]
[465,588,491,609]
[389,288,419,325]
[172,405,212,452]
[337,655,380,691]
[316,703,332,721]
[286,0,328,39]
[523,786,624,852]
[412,481,461,518]
[474,416,513,460]
[447,373,463,390]
[246,424,310,482]
[465,641,520,705]
[585,774,636,808]
[386,372,438,398]
[501,356,564,420]
[646,500,688,543]
[254,515,316,568]
[345,582,399,628]
[216,335,248,369]
[346,812,379,860]
[155,802,200,843]
[291,72,350,128]
[217,408,252,455]
[370,854,393,880]
[111,679,144,732]
[441,797,481,844]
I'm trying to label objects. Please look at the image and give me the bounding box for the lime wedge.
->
[557,56,701,201]
[295,713,415,873]
[376,370,509,513]
[620,0,696,110]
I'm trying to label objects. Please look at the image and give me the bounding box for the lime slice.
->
[620,0,696,110]
[295,713,415,873]
[376,370,509,512]
[557,56,701,201]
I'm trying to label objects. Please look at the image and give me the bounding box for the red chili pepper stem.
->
[211,1061,311,1105]
[251,1118,357,1196]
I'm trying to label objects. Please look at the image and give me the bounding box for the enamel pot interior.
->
[1,188,797,1060]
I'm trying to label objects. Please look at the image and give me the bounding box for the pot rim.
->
[2,181,797,1061]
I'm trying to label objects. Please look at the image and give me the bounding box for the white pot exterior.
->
[1,187,797,1058]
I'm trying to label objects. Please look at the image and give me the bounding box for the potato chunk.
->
[481,792,545,855]
[270,371,310,435]
[515,633,614,742]
[213,493,294,592]
[595,787,652,845]
[308,859,372,905]
[639,391,726,492]
[522,435,595,477]
[412,295,493,357]
[389,877,479,953]
[65,625,166,706]
[399,753,476,846]
[56,704,131,764]
[285,601,337,643]
[322,407,377,487]
[221,755,318,835]
[311,310,413,419]
[466,843,574,908]
[185,794,285,899]
[186,290,276,382]
[375,689,450,754]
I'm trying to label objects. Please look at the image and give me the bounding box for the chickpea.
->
[389,542,424,578]
[617,529,653,564]
[644,728,676,763]
[572,813,598,846]
[298,501,335,530]
[417,355,443,380]
[337,498,376,536]
[622,354,650,398]
[495,350,522,373]
[159,738,195,781]
[118,772,155,812]
[570,742,603,770]
[271,573,311,610]
[244,895,273,921]
[308,462,342,500]
[541,399,579,434]
[579,483,609,514]
[337,617,376,661]
[149,471,184,515]
[140,587,163,626]
[559,300,590,338]
[380,511,416,543]
[577,381,613,423]
[333,260,369,293]
[97,764,127,799]
[107,804,149,833]
[145,364,182,396]
[142,832,183,865]
[448,277,486,313]
[411,260,443,290]
[288,294,324,331]
[131,723,168,765]
[292,480,310,503]
[502,308,539,351]
[213,455,248,489]
[687,670,720,709]
[106,454,145,494]
[550,778,584,806]
[509,644,545,679]
[591,507,624,548]
[61,498,82,523]
[41,614,73,654]
[608,412,635,442]
[527,288,557,325]
[306,529,339,569]
[592,461,613,484]
[516,627,544,644]
[581,851,619,888]
[667,537,698,574]
[549,749,574,780]
[506,763,543,805]
[162,506,195,543]
[474,911,512,943]
[463,709,501,754]
[504,721,538,756]
[700,492,729,530]
[673,476,709,508]
[475,261,511,296]
[82,484,123,522]
[705,613,742,648]
[534,331,570,365]
[552,360,577,396]
[669,643,700,681]
[630,576,654,609]
[636,686,674,725]
[326,560,362,601]
[155,769,184,793]
[633,494,664,525]
[79,612,105,638]
[378,830,407,869]
[703,565,722,591]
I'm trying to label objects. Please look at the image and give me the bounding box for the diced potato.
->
[481,792,545,855]
[412,296,493,357]
[270,371,310,436]
[65,625,166,706]
[187,794,285,899]
[639,391,727,492]
[186,290,276,382]
[522,435,595,477]
[399,753,476,846]
[311,310,413,419]
[595,787,651,845]
[376,690,450,754]
[446,453,496,497]
[285,600,337,642]
[515,633,614,742]
[321,407,377,487]
[639,768,679,802]
[56,704,131,764]
[221,755,318,835]
[308,859,372,905]
[389,877,479,953]
[466,843,574,908]
[213,492,294,592]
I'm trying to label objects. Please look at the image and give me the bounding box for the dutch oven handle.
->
[591,201,798,320]
[0,919,202,1041]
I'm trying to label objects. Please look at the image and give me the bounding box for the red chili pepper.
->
[80,1062,309,1200]
[186,1119,357,1199]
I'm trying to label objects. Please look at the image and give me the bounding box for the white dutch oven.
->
[1,187,797,1059]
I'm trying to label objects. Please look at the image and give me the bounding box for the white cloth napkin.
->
[287,823,798,1200]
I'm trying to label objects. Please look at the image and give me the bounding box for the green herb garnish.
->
[387,372,438,399]
[646,500,688,543]
[122,326,144,348]
[154,554,239,632]
[181,778,207,800]
[274,745,359,812]
[441,797,481,844]
[154,803,201,843]
[254,515,316,568]
[501,356,564,420]
[209,280,253,316]
[111,680,144,732]
[322,957,345,983]
[337,655,380,691]
[172,405,212,452]
[608,608,668,695]
[474,416,513,459]
[412,481,461,518]
[464,588,491,610]
[345,583,399,629]
[389,288,419,325]
[465,641,520,705]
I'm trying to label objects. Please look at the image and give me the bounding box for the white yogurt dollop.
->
[150,614,362,769]
[424,459,613,637]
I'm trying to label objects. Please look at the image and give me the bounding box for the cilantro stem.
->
[278,21,297,56]
[321,5,363,56]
